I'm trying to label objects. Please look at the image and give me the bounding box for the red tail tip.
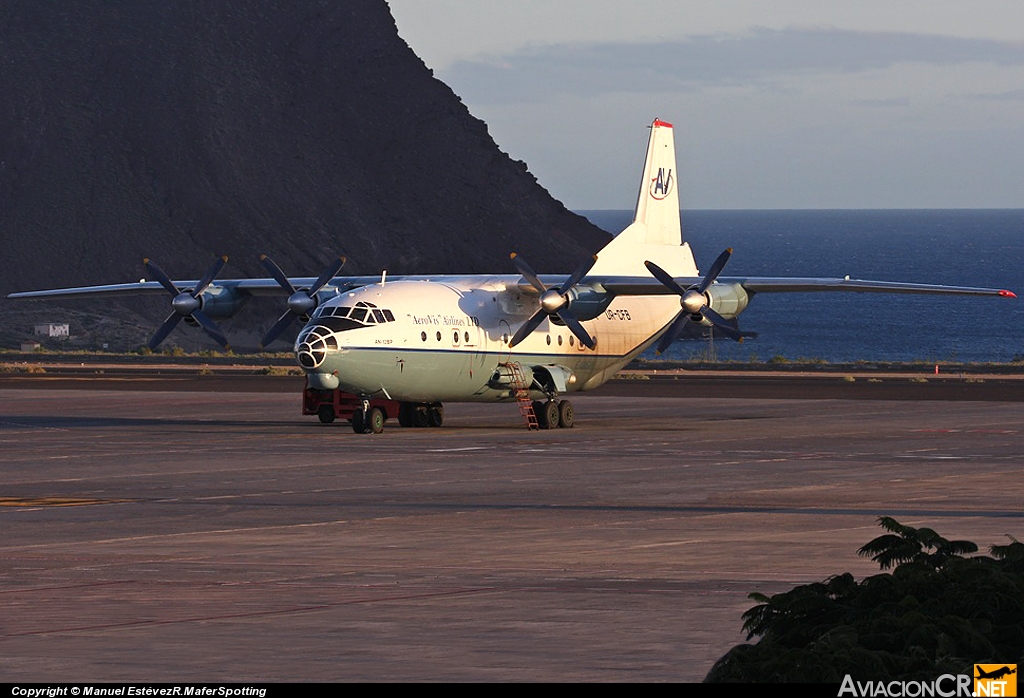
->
[652,118,674,129]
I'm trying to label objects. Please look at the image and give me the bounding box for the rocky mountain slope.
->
[1,0,610,349]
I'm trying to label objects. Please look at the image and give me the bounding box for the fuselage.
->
[295,278,680,402]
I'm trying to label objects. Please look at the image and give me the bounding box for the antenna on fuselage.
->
[381,270,387,286]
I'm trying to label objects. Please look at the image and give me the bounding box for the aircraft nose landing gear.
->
[352,404,386,434]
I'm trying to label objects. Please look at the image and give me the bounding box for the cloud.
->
[962,88,1024,101]
[443,27,1024,103]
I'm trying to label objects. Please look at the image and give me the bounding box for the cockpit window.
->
[313,300,396,327]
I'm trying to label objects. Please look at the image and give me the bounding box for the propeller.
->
[259,254,346,347]
[144,256,231,350]
[508,253,598,349]
[645,248,744,354]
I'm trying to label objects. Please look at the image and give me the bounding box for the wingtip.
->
[999,289,1017,298]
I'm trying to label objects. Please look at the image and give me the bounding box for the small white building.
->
[34,323,70,339]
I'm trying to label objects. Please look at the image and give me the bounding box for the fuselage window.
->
[569,336,574,347]
[558,335,563,346]
[453,331,460,344]
[383,309,395,322]
[436,331,441,342]
[546,335,551,346]
[421,331,427,342]
[464,331,469,343]
[325,335,338,350]
[350,307,367,323]
[372,309,386,323]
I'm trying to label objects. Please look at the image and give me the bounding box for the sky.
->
[387,1,1024,210]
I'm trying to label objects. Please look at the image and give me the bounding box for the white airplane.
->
[9,119,1016,432]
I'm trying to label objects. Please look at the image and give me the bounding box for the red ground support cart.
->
[302,381,401,433]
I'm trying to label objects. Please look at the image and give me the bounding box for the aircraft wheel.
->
[532,400,548,429]
[427,402,444,428]
[557,400,574,428]
[351,409,366,433]
[317,405,336,424]
[542,400,559,430]
[412,403,430,428]
[366,406,386,434]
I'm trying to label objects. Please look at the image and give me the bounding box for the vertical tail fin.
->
[633,118,682,246]
[590,119,698,277]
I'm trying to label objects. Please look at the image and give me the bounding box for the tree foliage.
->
[705,519,1024,682]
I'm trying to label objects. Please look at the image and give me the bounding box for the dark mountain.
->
[0,0,610,348]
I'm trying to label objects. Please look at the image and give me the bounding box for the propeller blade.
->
[258,254,347,345]
[143,259,180,297]
[510,253,547,295]
[701,307,744,342]
[647,249,746,345]
[656,312,691,355]
[557,308,596,350]
[509,309,547,348]
[308,256,347,296]
[558,254,598,296]
[508,252,598,348]
[260,254,298,295]
[192,255,228,297]
[191,309,231,350]
[697,248,732,294]
[260,310,299,348]
[644,260,690,297]
[148,312,182,350]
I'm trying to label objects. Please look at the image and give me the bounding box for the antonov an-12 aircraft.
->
[9,119,1016,432]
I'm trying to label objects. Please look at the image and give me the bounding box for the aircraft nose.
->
[294,325,338,370]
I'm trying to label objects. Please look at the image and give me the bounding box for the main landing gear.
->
[353,400,443,434]
[397,401,444,429]
[531,399,574,429]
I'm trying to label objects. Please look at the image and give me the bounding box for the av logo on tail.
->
[649,167,673,200]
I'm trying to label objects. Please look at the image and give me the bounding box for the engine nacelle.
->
[501,284,613,324]
[194,285,251,319]
[489,363,535,391]
[557,285,615,322]
[703,283,749,320]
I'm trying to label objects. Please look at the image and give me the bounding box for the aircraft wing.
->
[597,276,1016,298]
[5,276,385,300]
[730,277,1016,297]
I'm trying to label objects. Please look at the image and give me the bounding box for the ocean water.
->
[578,210,1024,363]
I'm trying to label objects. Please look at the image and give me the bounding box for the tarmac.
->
[1,375,1022,681]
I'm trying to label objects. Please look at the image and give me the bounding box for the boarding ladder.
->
[503,361,538,430]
